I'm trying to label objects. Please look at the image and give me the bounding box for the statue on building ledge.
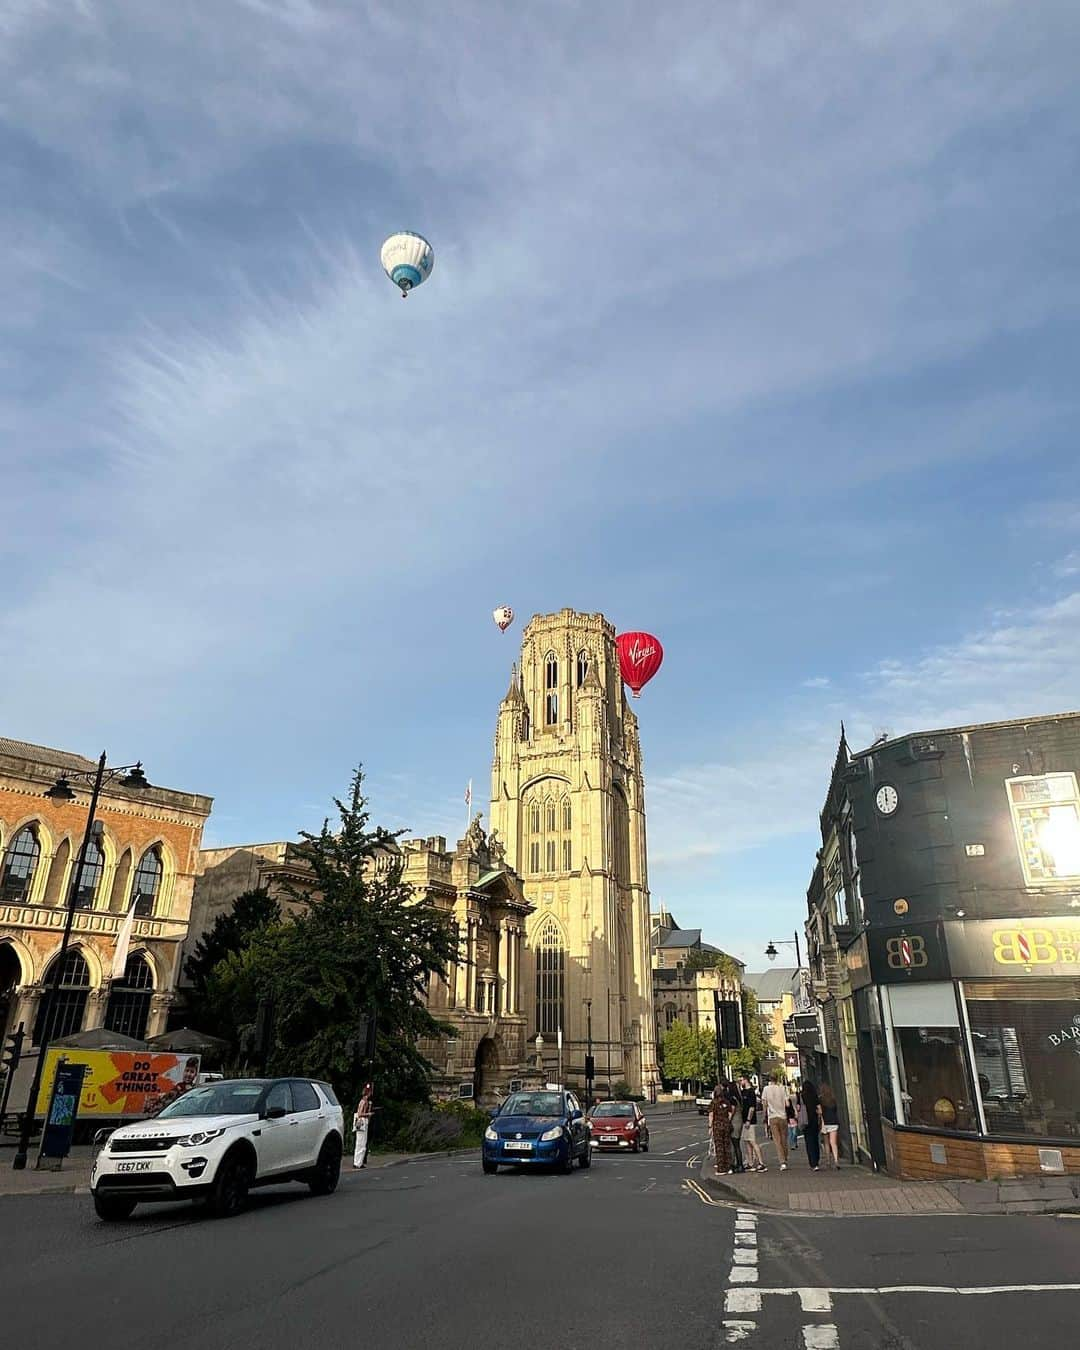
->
[464,811,488,858]
[488,827,506,865]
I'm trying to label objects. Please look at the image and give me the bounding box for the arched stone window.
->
[521,704,530,741]
[34,949,91,1045]
[576,649,590,688]
[132,847,163,917]
[72,838,105,910]
[544,651,559,725]
[105,952,155,1040]
[1,825,41,901]
[663,1002,677,1031]
[534,918,565,1037]
[562,797,572,831]
[546,799,557,832]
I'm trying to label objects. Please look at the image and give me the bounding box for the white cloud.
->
[802,676,832,689]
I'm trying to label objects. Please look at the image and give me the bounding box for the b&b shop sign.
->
[946,918,1080,978]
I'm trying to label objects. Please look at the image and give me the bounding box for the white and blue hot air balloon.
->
[380,231,434,298]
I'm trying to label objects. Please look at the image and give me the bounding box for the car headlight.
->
[540,1126,564,1142]
[484,1126,499,1142]
[176,1129,225,1148]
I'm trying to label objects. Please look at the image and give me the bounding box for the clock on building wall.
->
[875,784,899,816]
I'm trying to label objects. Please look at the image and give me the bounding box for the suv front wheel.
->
[208,1150,253,1219]
[308,1136,343,1195]
[94,1194,137,1222]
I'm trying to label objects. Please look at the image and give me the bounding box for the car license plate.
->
[600,1134,619,1143]
[116,1161,153,1173]
[504,1141,532,1151]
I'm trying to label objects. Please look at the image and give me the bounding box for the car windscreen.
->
[591,1104,634,1117]
[156,1083,266,1119]
[500,1092,563,1117]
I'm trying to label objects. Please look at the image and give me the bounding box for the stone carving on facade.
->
[488,828,506,865]
[464,812,487,857]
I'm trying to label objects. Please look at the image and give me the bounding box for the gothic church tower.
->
[489,609,658,1095]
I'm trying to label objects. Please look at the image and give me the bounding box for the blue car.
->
[482,1089,592,1174]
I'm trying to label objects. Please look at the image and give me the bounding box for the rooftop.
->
[0,737,99,774]
[852,709,1080,760]
[742,969,799,1002]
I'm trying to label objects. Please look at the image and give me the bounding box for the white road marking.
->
[734,1231,758,1246]
[724,1289,762,1314]
[802,1327,839,1349]
[752,1285,1080,1298]
[729,1266,759,1284]
[798,1289,833,1312]
[723,1321,756,1343]
[732,1248,758,1266]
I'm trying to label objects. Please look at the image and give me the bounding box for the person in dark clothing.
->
[800,1078,822,1171]
[727,1083,746,1173]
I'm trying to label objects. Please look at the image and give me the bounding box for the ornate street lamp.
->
[13,753,150,1169]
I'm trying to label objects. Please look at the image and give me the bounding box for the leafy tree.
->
[683,947,740,982]
[184,888,280,1045]
[232,768,460,1112]
[661,1021,716,1088]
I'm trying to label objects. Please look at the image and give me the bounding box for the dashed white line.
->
[724,1289,762,1315]
[802,1327,839,1349]
[723,1321,756,1343]
[729,1265,759,1284]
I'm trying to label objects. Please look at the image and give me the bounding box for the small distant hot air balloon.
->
[492,605,514,633]
[380,231,435,298]
[616,631,664,699]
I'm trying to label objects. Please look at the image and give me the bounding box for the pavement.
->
[1,1113,1078,1350]
[699,1131,1080,1217]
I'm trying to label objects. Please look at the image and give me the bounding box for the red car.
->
[588,1101,650,1152]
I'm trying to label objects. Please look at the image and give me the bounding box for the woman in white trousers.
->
[353,1083,373,1168]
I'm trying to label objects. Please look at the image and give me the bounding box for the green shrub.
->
[382,1098,488,1152]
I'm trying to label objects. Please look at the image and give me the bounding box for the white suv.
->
[90,1077,345,1221]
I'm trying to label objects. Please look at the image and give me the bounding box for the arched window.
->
[544,652,558,725]
[545,839,556,871]
[576,649,590,688]
[105,953,154,1040]
[521,705,530,741]
[534,919,565,1036]
[73,838,105,910]
[546,800,556,832]
[664,1002,677,1031]
[132,848,163,917]
[1,825,41,901]
[530,804,541,835]
[34,949,91,1045]
[562,798,572,831]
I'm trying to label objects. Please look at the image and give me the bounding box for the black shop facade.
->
[838,713,1080,1181]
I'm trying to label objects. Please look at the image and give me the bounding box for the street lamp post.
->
[583,998,593,1107]
[764,930,803,968]
[12,753,149,1170]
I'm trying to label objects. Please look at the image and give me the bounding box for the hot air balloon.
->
[492,605,514,633]
[380,232,434,297]
[616,631,664,699]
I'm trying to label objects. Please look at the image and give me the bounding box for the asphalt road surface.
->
[2,1112,1077,1349]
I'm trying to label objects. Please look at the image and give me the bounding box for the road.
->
[2,1112,1077,1349]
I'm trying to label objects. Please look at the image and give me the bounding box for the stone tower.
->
[489,609,659,1096]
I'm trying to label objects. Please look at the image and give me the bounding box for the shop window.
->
[885,983,976,1133]
[966,979,1080,1141]
[1007,773,1080,886]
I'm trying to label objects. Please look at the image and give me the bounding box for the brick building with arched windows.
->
[0,738,212,1048]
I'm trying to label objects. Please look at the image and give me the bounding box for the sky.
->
[2,1,1078,968]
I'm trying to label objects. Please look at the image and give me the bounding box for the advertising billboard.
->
[35,1050,201,1119]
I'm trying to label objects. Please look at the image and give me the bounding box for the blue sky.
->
[2,1,1078,967]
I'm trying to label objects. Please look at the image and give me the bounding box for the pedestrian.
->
[353,1082,373,1169]
[727,1083,745,1173]
[761,1071,791,1171]
[786,1091,799,1152]
[819,1083,841,1168]
[739,1075,766,1171]
[709,1083,735,1176]
[800,1078,822,1171]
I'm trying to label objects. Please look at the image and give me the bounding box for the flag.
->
[465,780,472,809]
[111,896,140,980]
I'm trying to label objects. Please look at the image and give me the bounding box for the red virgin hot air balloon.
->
[616,631,664,699]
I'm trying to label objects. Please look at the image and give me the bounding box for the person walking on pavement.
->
[739,1075,766,1171]
[761,1071,791,1171]
[800,1078,822,1171]
[353,1082,373,1169]
[727,1083,745,1173]
[709,1083,736,1176]
[787,1090,799,1152]
[819,1082,842,1168]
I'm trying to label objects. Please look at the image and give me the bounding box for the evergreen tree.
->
[184,887,280,1043]
[244,768,460,1109]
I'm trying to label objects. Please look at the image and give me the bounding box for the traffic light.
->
[2,1025,24,1076]
[357,1010,377,1062]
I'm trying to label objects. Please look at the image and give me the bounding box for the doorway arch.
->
[474,1036,502,1107]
